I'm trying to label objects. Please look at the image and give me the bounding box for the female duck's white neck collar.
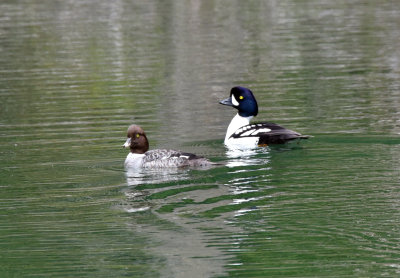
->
[225,113,253,142]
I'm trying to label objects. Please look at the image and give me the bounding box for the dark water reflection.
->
[1,0,400,277]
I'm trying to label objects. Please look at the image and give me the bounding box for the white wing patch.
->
[233,125,272,138]
[234,125,253,135]
[250,128,271,135]
[241,130,254,136]
[234,127,243,135]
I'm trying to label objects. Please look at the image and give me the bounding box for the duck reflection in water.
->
[225,147,271,168]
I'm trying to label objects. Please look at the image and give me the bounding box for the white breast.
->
[224,114,253,143]
[124,153,145,168]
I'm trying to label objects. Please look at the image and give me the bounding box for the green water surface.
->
[1,1,400,277]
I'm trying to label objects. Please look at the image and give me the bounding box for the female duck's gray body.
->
[123,125,211,169]
[220,86,310,149]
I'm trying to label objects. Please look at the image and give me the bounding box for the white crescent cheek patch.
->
[231,95,239,106]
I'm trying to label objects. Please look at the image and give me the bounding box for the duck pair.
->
[123,86,309,168]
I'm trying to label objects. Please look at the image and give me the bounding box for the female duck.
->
[123,125,212,168]
[219,86,309,149]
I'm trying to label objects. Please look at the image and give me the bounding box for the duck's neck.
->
[225,113,253,142]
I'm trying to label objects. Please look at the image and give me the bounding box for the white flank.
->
[225,137,259,149]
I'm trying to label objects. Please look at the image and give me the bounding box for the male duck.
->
[219,86,309,149]
[123,125,212,168]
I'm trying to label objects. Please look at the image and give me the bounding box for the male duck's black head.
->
[123,124,149,154]
[219,86,258,117]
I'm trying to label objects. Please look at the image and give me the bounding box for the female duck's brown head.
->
[122,125,149,154]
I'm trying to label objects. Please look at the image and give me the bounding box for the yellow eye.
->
[136,134,140,138]
[239,96,244,100]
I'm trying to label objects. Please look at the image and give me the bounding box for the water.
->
[1,1,400,277]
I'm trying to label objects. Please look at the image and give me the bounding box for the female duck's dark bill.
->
[123,138,131,148]
[219,96,233,106]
